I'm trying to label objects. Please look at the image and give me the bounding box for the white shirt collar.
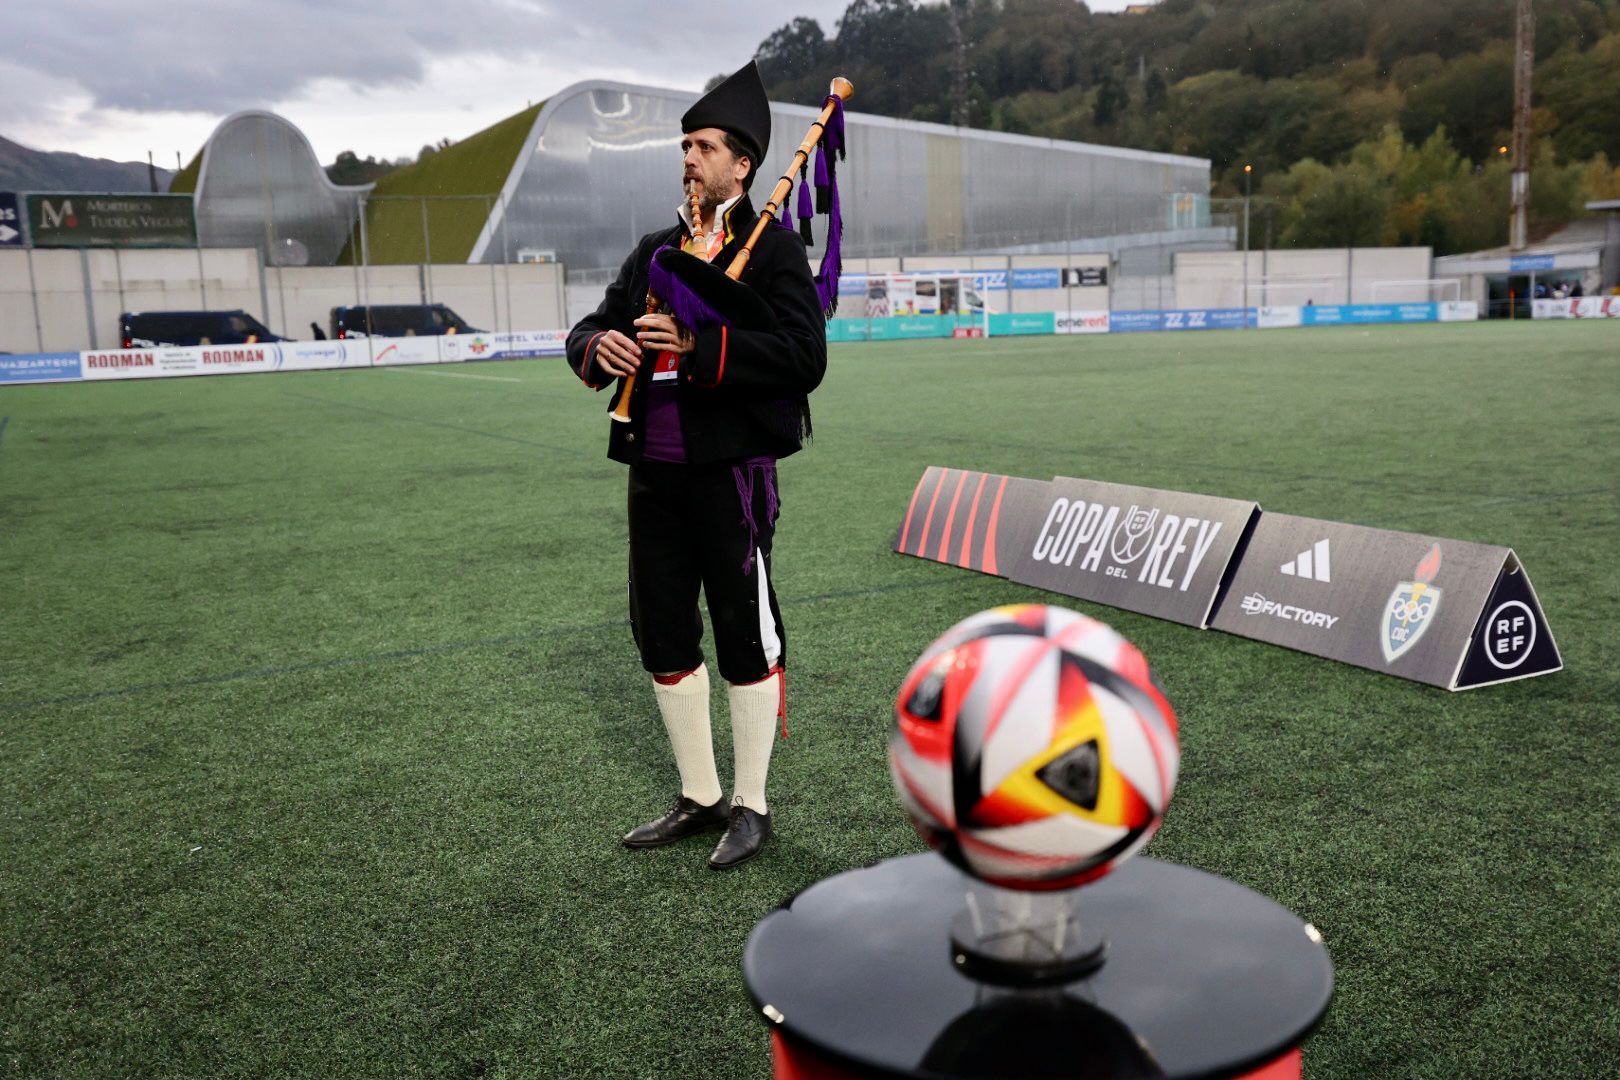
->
[677,192,742,240]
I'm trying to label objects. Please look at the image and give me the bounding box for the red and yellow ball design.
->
[889,604,1180,891]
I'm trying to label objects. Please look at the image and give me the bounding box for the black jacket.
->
[565,194,827,465]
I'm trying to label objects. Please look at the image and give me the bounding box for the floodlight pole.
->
[359,196,374,362]
[1242,165,1252,323]
[1510,0,1534,251]
[1065,194,1082,322]
[1262,204,1274,307]
[421,197,434,305]
[26,247,45,352]
[500,191,513,335]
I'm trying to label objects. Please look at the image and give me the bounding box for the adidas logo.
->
[1281,539,1331,583]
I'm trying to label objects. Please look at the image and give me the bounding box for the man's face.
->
[682,126,749,211]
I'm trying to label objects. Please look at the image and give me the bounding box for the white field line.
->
[384,367,522,383]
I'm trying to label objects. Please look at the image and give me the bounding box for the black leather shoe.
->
[622,796,728,848]
[709,803,771,869]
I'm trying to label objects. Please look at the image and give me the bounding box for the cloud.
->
[3,1,853,116]
[7,0,559,113]
[14,0,1175,162]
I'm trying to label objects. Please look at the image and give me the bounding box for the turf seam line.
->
[0,577,959,713]
[873,431,1617,508]
[280,390,585,456]
[0,415,8,456]
[385,368,522,383]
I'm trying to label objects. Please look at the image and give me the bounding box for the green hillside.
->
[167,150,202,195]
[757,0,1620,251]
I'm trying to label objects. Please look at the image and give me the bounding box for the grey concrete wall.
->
[1175,248,1435,309]
[0,248,566,353]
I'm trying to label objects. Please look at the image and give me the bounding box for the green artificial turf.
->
[2,322,1617,1077]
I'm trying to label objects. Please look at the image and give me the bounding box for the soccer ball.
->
[889,604,1180,891]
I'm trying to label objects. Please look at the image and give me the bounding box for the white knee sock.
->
[652,665,722,806]
[729,670,781,814]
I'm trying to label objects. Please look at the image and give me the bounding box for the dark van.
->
[120,310,284,348]
[329,304,481,339]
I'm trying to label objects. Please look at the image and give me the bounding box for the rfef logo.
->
[1483,600,1536,670]
[1382,544,1443,663]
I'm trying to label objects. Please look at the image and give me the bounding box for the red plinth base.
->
[772,1030,1304,1080]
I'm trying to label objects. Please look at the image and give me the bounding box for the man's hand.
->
[634,313,694,356]
[593,329,643,378]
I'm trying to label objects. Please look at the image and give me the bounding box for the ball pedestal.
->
[949,881,1107,986]
[744,853,1332,1079]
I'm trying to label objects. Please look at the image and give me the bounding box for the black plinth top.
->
[743,854,1333,1079]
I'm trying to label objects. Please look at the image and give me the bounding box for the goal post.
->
[1368,279,1463,302]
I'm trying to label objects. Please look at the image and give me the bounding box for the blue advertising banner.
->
[1204,308,1256,330]
[1301,303,1437,326]
[1300,305,1343,325]
[0,192,23,246]
[1110,310,1165,333]
[1110,308,1257,332]
[0,352,82,382]
[1509,255,1555,272]
[1010,268,1061,290]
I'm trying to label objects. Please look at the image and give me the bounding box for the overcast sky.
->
[2,0,1135,167]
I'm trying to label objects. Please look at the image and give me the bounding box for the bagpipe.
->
[610,77,854,424]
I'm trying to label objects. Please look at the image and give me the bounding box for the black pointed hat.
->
[682,61,771,169]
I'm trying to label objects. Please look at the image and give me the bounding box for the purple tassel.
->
[806,93,848,317]
[646,245,724,332]
[811,95,845,318]
[733,461,777,574]
[825,92,845,160]
[814,170,842,317]
[796,172,813,223]
[814,144,830,214]
[795,174,814,246]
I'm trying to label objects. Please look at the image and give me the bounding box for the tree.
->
[1092,69,1127,128]
[1283,162,1393,247]
[1540,32,1620,161]
[1579,153,1620,200]
[741,0,1620,247]
[1399,46,1514,163]
[1143,69,1168,114]
[325,150,396,186]
[755,17,828,84]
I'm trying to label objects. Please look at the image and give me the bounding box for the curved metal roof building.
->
[178,81,1211,273]
[172,111,368,266]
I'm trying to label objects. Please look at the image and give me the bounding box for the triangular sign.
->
[1450,552,1562,689]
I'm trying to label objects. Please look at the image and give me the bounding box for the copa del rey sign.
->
[894,467,1561,691]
